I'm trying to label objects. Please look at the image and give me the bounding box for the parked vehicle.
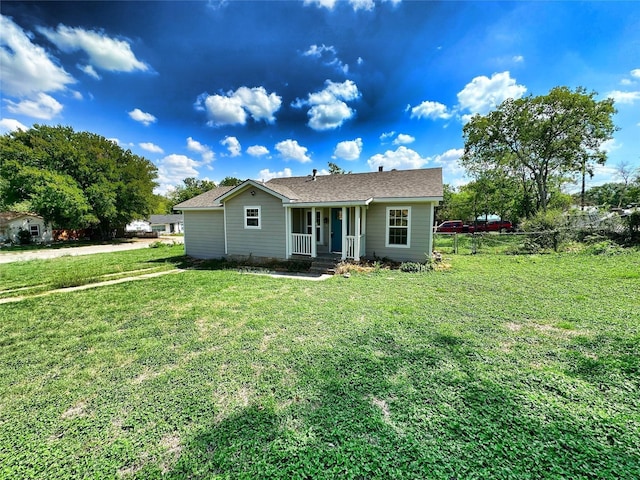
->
[436,219,514,233]
[471,220,514,233]
[436,220,470,233]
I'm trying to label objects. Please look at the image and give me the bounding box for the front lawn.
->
[1,249,638,479]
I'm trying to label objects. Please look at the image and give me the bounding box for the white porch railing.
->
[345,234,366,259]
[291,233,313,256]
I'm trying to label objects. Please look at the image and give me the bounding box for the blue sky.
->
[1,0,639,195]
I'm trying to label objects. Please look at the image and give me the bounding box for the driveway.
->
[0,237,183,264]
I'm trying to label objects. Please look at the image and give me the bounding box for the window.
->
[30,224,40,237]
[244,206,261,229]
[386,207,411,248]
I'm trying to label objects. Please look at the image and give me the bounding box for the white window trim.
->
[385,206,411,248]
[244,206,261,229]
[30,224,40,237]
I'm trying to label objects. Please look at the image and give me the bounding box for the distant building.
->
[125,219,152,233]
[0,212,52,244]
[149,214,184,234]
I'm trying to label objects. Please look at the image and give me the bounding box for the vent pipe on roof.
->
[312,168,317,180]
[378,166,383,172]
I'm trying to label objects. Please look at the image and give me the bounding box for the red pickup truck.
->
[472,220,514,233]
[435,220,469,233]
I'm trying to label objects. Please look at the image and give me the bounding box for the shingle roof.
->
[0,211,41,227]
[149,214,184,224]
[267,167,443,203]
[173,185,235,209]
[173,168,442,209]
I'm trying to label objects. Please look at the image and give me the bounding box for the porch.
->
[286,205,367,261]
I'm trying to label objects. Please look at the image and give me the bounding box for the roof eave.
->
[284,199,373,208]
[371,196,443,203]
[173,206,223,211]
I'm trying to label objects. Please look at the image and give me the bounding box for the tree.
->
[0,125,158,238]
[167,177,217,207]
[328,162,351,174]
[462,87,617,214]
[219,176,243,187]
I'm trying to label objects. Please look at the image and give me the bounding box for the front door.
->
[331,208,342,252]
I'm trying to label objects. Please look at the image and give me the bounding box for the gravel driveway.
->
[0,237,183,264]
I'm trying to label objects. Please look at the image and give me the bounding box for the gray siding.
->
[365,202,435,262]
[183,210,225,259]
[225,188,286,259]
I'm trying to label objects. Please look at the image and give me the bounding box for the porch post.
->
[285,206,291,258]
[427,202,435,259]
[311,206,317,258]
[341,206,347,260]
[354,206,361,261]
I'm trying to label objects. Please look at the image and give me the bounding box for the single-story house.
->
[0,212,52,244]
[175,167,443,263]
[149,214,184,234]
[125,219,152,233]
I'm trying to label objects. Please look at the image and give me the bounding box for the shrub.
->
[582,240,625,256]
[400,261,433,273]
[17,228,32,245]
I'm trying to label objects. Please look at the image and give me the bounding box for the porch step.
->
[309,255,341,275]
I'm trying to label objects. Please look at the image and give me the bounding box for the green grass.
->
[0,244,186,299]
[1,249,639,479]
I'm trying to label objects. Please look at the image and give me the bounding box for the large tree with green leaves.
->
[462,86,617,214]
[167,177,217,208]
[0,125,158,238]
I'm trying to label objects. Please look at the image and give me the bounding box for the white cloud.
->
[379,131,396,142]
[5,92,63,120]
[304,0,389,11]
[128,108,157,126]
[71,90,83,100]
[620,79,633,86]
[233,86,282,122]
[367,146,430,171]
[350,0,376,10]
[607,90,640,105]
[247,145,270,157]
[600,139,621,153]
[0,118,29,134]
[303,44,336,58]
[195,86,281,127]
[38,24,148,73]
[431,148,465,176]
[512,55,524,63]
[257,167,293,182]
[457,71,526,115]
[78,64,100,79]
[221,136,241,157]
[156,154,201,194]
[410,100,452,120]
[139,142,164,154]
[302,44,348,74]
[294,79,360,131]
[0,15,75,97]
[393,134,415,145]
[187,137,214,163]
[631,69,640,79]
[333,138,363,161]
[197,94,245,126]
[275,139,312,163]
